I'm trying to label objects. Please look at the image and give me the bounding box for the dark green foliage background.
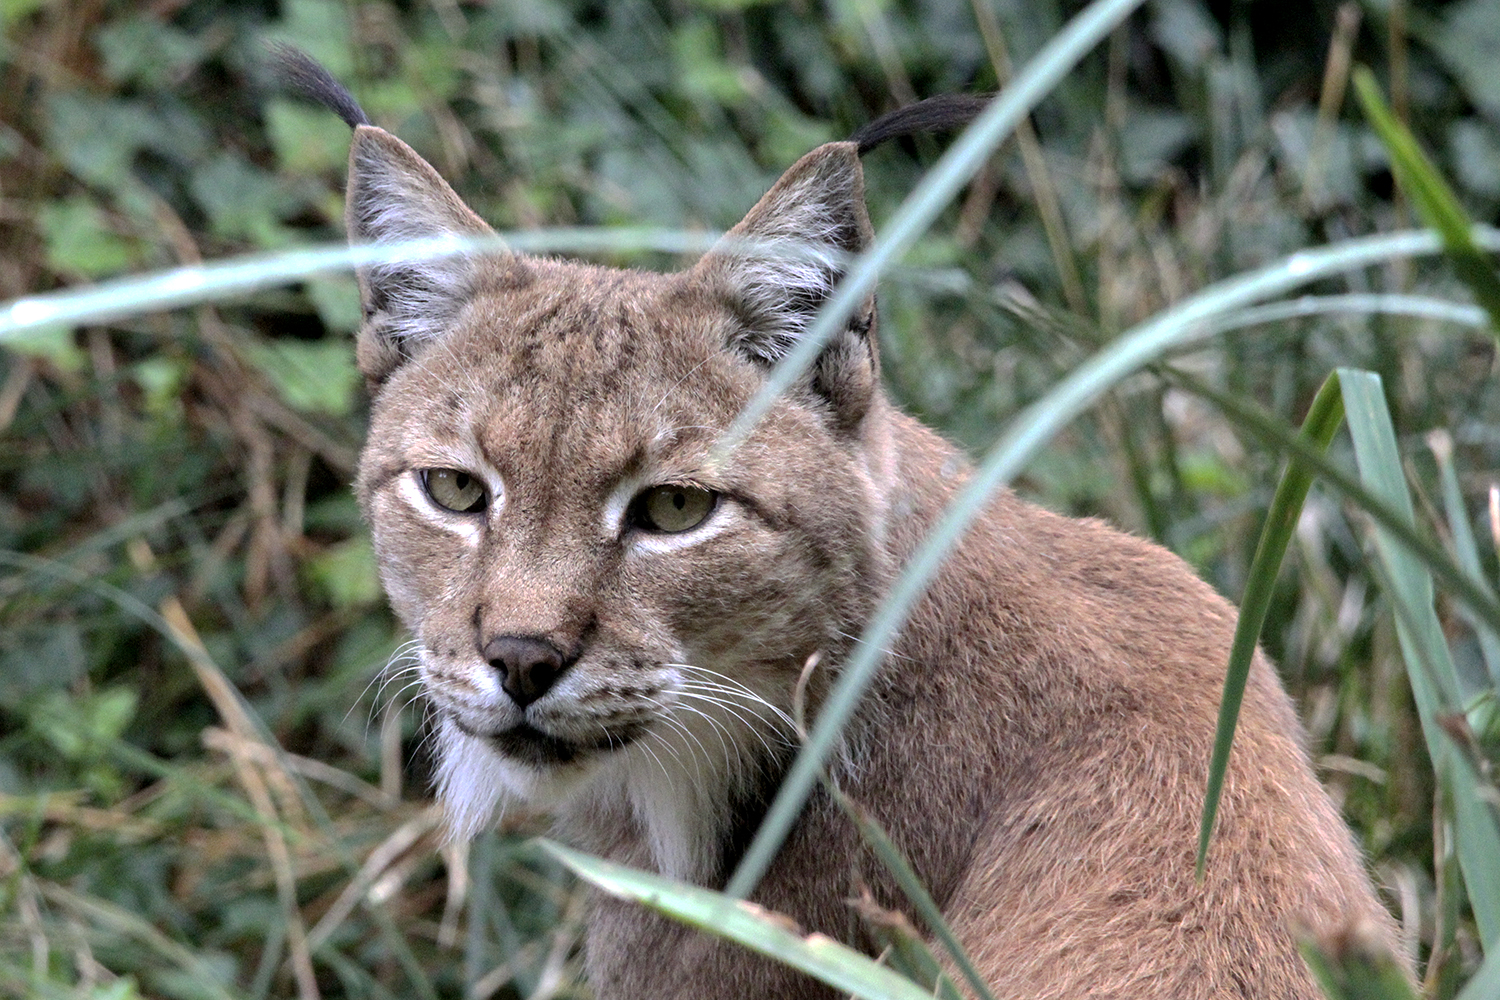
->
[1,0,1498,997]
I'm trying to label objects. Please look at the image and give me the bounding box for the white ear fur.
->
[345,126,497,361]
[699,141,875,364]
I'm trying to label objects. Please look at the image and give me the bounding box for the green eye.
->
[634,485,716,534]
[422,468,487,513]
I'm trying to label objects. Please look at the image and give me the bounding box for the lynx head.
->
[342,118,898,867]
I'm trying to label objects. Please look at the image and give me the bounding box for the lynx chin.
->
[281,49,1408,1000]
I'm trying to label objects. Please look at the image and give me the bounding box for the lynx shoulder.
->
[279,49,1407,999]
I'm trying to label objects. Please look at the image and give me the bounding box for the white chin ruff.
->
[432,715,596,840]
[433,716,511,840]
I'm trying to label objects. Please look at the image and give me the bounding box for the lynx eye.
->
[422,468,487,514]
[632,485,716,534]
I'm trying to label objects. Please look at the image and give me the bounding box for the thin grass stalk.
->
[726,226,1492,901]
[826,782,999,1000]
[1195,371,1346,878]
[969,0,1090,316]
[0,231,727,341]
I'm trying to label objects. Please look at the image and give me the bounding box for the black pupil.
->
[454,472,470,491]
[672,491,686,510]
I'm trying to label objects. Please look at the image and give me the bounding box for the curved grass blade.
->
[0,229,722,343]
[1340,368,1500,952]
[537,840,938,1000]
[1198,293,1487,340]
[1195,371,1346,878]
[1353,67,1500,335]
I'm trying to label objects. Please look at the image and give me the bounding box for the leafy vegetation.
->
[2,0,1499,998]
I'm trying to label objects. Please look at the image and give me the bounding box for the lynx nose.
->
[484,635,567,708]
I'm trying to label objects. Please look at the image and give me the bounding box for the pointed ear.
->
[345,125,504,382]
[697,141,876,364]
[695,141,880,434]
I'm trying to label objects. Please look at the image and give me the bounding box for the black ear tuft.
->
[268,44,370,129]
[848,93,992,155]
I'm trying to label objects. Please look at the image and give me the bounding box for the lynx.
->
[281,51,1406,999]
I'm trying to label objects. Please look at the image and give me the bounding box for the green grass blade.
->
[536,840,938,1000]
[0,230,719,342]
[1340,368,1500,952]
[1200,293,1488,339]
[1353,67,1500,335]
[1431,432,1500,690]
[1196,371,1346,878]
[727,226,1495,902]
[827,783,998,1000]
[712,0,1149,462]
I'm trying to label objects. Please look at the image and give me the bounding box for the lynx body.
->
[285,53,1405,998]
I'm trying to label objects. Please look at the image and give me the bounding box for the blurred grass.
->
[1,0,1498,998]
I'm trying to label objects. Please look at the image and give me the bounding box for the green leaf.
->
[0,0,50,23]
[189,155,294,246]
[1353,67,1500,336]
[1340,368,1500,952]
[131,357,189,416]
[243,338,360,415]
[38,197,139,279]
[305,538,380,608]
[538,840,939,1000]
[1,323,85,371]
[94,17,205,88]
[1197,370,1345,877]
[305,275,363,333]
[264,99,353,175]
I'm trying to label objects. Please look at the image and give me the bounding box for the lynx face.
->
[346,124,892,853]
